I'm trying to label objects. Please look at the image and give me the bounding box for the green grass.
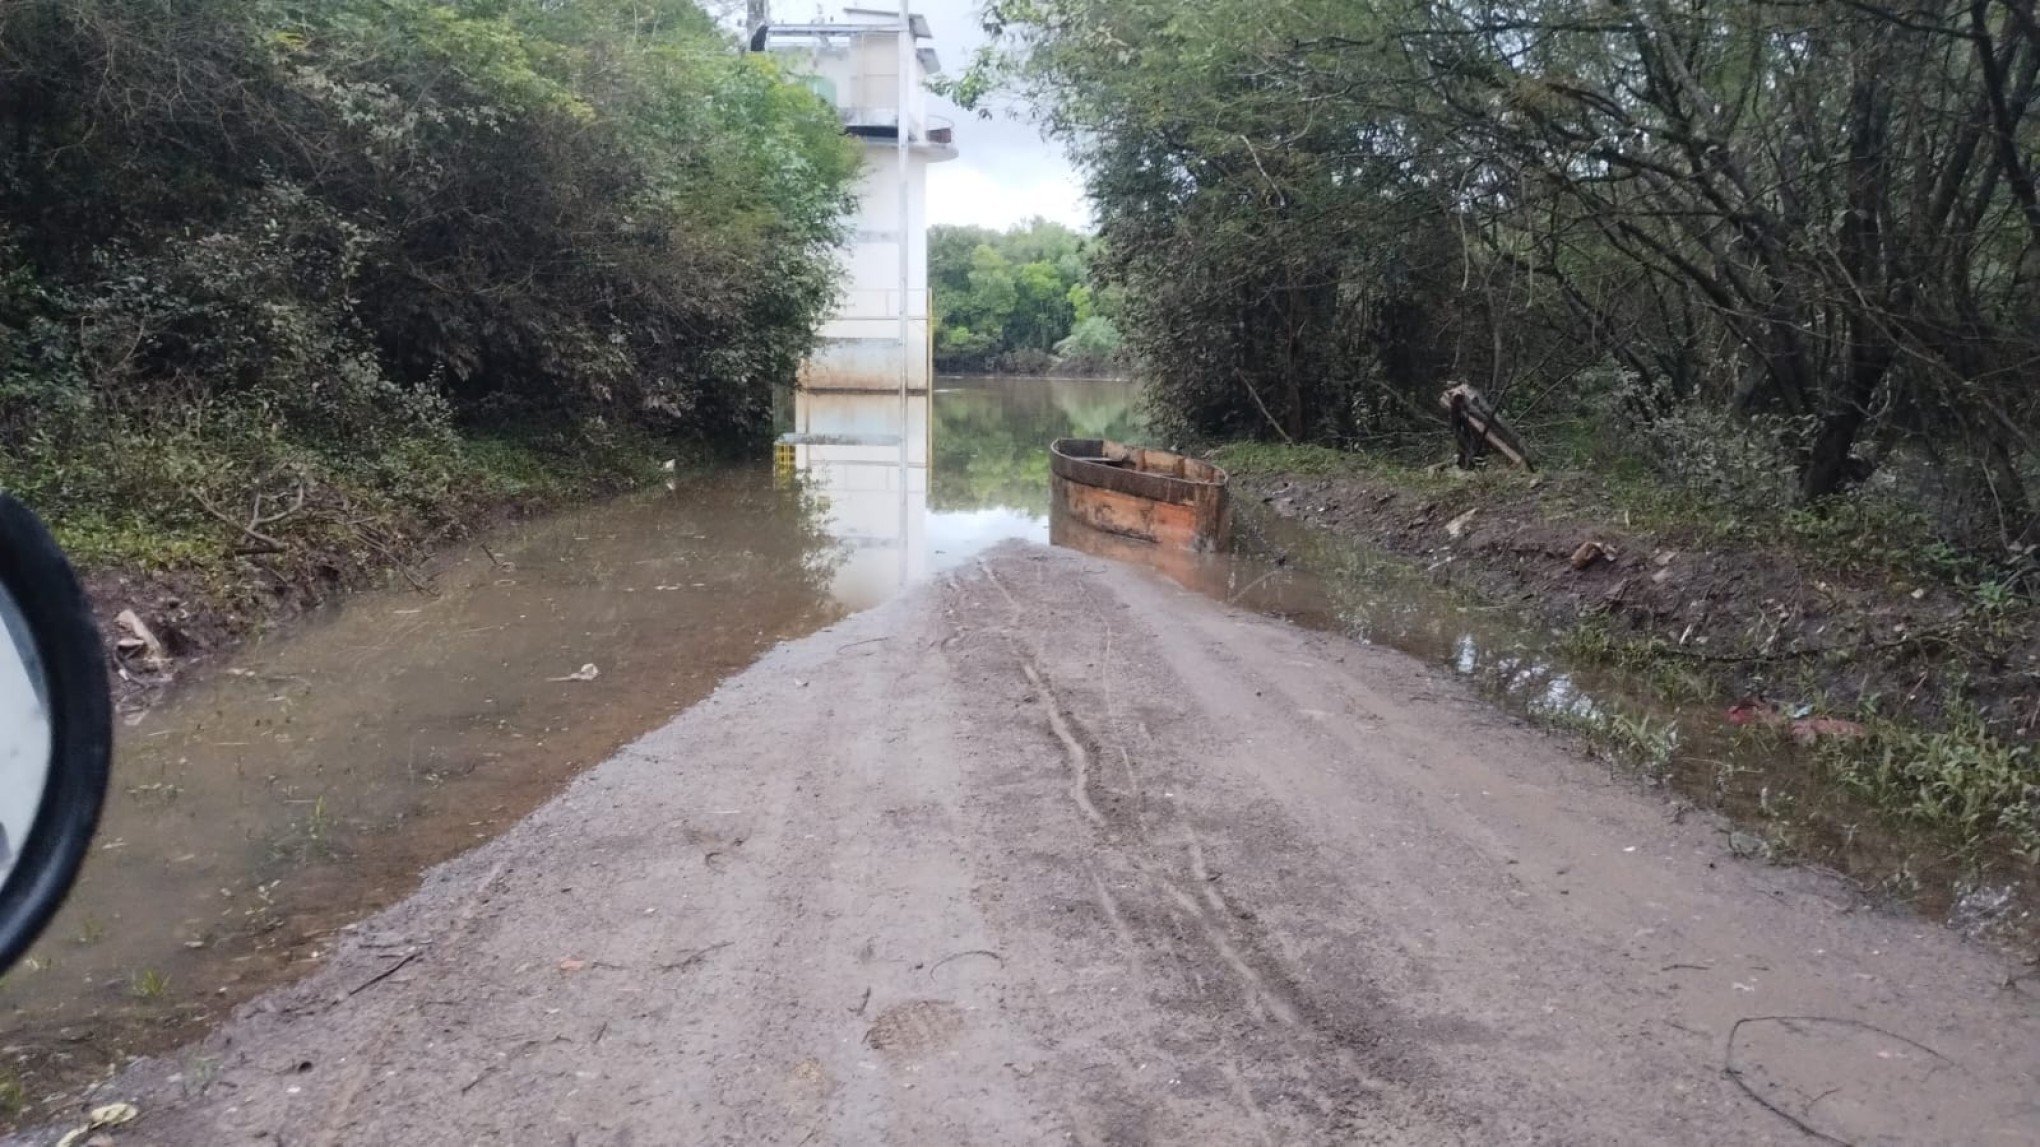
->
[1217,430,2017,591]
[0,1072,24,1119]
[1211,442,1366,478]
[271,796,342,865]
[1537,700,1682,779]
[1817,714,2040,863]
[128,968,171,999]
[0,404,677,576]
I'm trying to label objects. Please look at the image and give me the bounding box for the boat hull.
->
[1049,439,1232,552]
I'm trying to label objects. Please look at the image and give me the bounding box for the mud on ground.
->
[1239,470,2040,736]
[21,544,2040,1145]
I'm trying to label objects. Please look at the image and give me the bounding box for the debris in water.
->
[1725,698,1865,744]
[1787,716,1866,745]
[549,664,600,683]
[1725,698,1776,726]
[54,1102,140,1147]
[114,609,168,667]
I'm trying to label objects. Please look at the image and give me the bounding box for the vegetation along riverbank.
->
[1224,444,2038,947]
[961,0,2040,940]
[929,218,1125,375]
[0,0,858,689]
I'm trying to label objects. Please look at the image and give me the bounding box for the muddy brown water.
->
[1,375,2020,1115]
[0,377,1142,1112]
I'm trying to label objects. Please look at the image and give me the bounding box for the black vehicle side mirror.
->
[0,493,111,972]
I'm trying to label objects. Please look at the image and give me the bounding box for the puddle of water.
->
[1,472,844,1092]
[0,375,1143,1108]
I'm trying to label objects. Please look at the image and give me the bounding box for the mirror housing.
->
[0,494,112,972]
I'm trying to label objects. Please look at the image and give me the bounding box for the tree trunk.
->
[1801,409,1866,500]
[1985,434,2037,548]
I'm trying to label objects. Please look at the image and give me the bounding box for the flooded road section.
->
[8,372,1991,1113]
[0,376,1141,1108]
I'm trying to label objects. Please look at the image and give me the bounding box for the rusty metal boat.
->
[1049,439,1232,552]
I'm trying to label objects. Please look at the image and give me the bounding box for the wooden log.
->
[1440,383,1534,471]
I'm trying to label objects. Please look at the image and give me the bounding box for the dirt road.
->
[43,544,2040,1145]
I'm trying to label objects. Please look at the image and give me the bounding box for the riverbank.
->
[62,430,674,711]
[26,543,2039,1145]
[1219,443,2039,945]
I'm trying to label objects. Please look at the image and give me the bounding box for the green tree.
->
[963,0,2040,545]
[0,0,857,562]
[927,217,1120,373]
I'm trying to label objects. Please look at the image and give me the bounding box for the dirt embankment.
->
[1238,470,2040,737]
[25,544,2039,1145]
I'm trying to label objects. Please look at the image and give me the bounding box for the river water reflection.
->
[787,377,1144,605]
[0,375,1142,1109]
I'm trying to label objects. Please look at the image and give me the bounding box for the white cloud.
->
[753,1,1090,232]
[927,162,1091,230]
[914,0,1089,231]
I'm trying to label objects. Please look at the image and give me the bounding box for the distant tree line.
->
[929,218,1125,375]
[963,0,2040,552]
[0,0,854,561]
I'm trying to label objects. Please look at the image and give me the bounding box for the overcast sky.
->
[911,0,1092,231]
[743,1,1092,232]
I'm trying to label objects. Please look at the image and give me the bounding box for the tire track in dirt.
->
[962,556,1467,1140]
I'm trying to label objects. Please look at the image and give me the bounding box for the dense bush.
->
[0,0,856,563]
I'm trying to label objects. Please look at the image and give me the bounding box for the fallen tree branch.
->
[1724,1015,1950,1146]
[1235,368,1296,444]
[346,950,422,997]
[192,490,286,554]
[193,476,309,555]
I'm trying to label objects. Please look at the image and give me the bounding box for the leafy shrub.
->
[0,0,857,564]
[1055,315,1125,373]
[1609,373,1799,511]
